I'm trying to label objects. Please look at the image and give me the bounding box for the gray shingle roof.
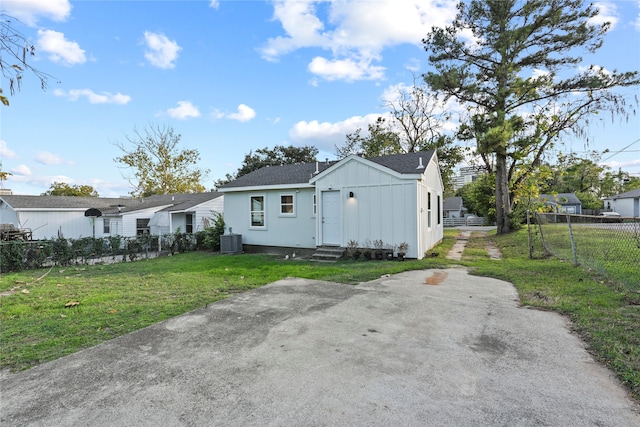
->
[540,193,582,205]
[443,196,464,211]
[220,151,435,189]
[0,192,222,214]
[0,195,128,209]
[220,161,336,188]
[366,151,435,174]
[606,189,640,200]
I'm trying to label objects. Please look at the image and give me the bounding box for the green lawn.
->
[534,222,639,289]
[1,227,638,401]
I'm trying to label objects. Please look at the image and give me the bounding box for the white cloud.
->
[289,113,381,152]
[37,30,86,66]
[260,0,457,82]
[11,164,32,176]
[54,89,131,104]
[308,56,385,81]
[166,101,201,119]
[214,104,256,122]
[143,31,182,69]
[35,151,67,165]
[209,1,220,9]
[0,140,16,158]
[532,69,550,78]
[228,104,256,122]
[2,0,71,26]
[603,158,640,170]
[589,2,619,29]
[634,1,640,31]
[578,65,612,76]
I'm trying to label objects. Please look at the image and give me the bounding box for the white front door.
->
[321,191,341,246]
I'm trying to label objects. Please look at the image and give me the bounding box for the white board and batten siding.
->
[16,209,96,240]
[223,188,317,249]
[313,154,443,259]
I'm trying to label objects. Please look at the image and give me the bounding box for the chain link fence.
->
[533,212,640,290]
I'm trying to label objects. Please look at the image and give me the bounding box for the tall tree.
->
[336,117,401,159]
[336,79,464,194]
[42,182,99,197]
[423,0,640,234]
[0,14,52,105]
[114,124,209,197]
[215,145,319,188]
[600,169,640,197]
[551,152,606,194]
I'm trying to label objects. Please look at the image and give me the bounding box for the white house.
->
[219,151,444,260]
[603,189,640,217]
[443,196,467,218]
[0,193,223,240]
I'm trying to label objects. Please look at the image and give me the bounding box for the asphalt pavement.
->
[1,268,639,426]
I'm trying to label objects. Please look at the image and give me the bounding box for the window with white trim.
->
[250,195,265,227]
[280,194,295,216]
[313,194,317,216]
[103,218,110,234]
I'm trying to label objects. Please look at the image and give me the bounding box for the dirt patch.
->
[486,240,503,260]
[425,271,448,286]
[445,231,471,260]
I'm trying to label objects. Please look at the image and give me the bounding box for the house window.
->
[186,213,194,233]
[103,218,110,234]
[250,195,265,227]
[313,194,317,216]
[427,192,432,227]
[280,194,295,216]
[136,218,150,235]
[437,195,441,225]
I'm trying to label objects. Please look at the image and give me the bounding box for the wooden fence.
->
[443,217,488,227]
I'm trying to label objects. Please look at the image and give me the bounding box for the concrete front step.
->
[310,246,346,262]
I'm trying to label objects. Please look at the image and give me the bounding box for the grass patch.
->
[462,229,640,401]
[2,227,638,402]
[535,223,639,290]
[1,237,455,372]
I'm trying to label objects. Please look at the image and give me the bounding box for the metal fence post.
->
[536,212,549,256]
[527,209,533,259]
[566,214,578,267]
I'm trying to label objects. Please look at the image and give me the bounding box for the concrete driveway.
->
[1,268,639,426]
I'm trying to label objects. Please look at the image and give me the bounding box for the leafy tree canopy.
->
[335,79,465,195]
[215,145,319,188]
[424,0,640,234]
[114,124,209,197]
[42,182,99,197]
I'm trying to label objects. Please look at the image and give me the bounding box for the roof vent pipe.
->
[417,157,425,169]
[325,158,329,165]
[314,161,319,174]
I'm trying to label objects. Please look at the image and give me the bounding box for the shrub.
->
[202,212,225,251]
[0,241,26,272]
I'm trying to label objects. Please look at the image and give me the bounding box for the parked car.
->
[598,212,622,223]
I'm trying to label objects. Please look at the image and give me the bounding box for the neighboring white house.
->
[0,193,223,240]
[443,196,467,218]
[219,151,444,260]
[603,189,640,217]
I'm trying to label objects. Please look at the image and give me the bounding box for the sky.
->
[1,0,639,197]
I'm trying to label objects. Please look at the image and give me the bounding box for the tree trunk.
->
[495,153,511,234]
